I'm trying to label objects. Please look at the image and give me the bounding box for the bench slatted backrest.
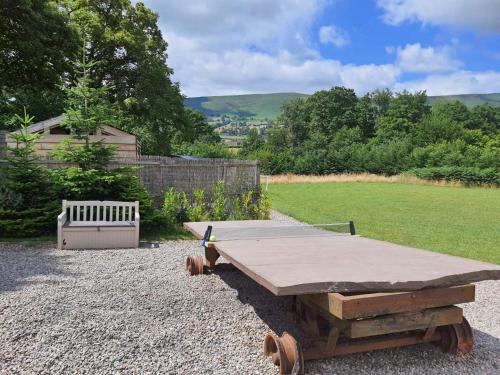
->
[63,200,139,223]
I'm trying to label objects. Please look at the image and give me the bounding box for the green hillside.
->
[186,92,500,122]
[185,93,309,120]
[427,93,500,107]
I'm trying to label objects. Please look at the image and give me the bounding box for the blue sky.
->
[140,0,500,97]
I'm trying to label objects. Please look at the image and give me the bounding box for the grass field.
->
[268,182,500,264]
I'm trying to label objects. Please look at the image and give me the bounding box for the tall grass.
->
[264,173,471,187]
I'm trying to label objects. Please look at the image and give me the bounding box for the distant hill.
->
[427,93,500,107]
[185,92,500,136]
[185,92,309,121]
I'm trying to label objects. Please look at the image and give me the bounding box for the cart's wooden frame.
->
[187,244,475,375]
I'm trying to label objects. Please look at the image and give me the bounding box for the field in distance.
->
[268,182,500,264]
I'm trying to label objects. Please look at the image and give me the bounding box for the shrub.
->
[210,181,227,221]
[410,166,500,185]
[161,180,271,224]
[162,187,182,224]
[0,110,59,237]
[185,189,208,222]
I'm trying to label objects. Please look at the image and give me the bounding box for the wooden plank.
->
[346,306,463,338]
[304,331,441,360]
[308,284,475,319]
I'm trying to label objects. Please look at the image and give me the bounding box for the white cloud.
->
[172,49,400,96]
[319,25,350,47]
[395,43,462,73]
[377,0,500,32]
[137,0,500,97]
[396,71,500,96]
[144,0,327,57]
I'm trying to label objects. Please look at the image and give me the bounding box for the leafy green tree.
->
[0,0,79,128]
[266,126,291,153]
[369,89,393,118]
[305,86,359,136]
[240,128,265,156]
[411,112,465,147]
[376,91,430,140]
[432,101,470,126]
[58,0,187,155]
[355,94,377,138]
[179,108,220,144]
[468,104,500,133]
[274,98,309,147]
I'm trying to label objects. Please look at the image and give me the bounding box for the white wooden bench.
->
[57,200,139,250]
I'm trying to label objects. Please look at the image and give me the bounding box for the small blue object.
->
[201,239,206,247]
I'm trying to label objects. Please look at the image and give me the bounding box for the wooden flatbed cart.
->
[183,220,500,375]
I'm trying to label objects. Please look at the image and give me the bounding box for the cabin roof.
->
[10,115,133,137]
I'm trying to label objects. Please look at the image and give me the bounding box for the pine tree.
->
[0,109,58,237]
[53,47,119,169]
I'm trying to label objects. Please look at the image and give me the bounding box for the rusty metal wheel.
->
[436,317,474,355]
[185,255,204,276]
[264,332,304,375]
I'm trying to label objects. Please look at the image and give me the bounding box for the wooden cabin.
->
[5,115,138,158]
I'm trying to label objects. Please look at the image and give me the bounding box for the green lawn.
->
[268,182,500,264]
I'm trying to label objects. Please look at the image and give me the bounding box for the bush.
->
[0,110,60,237]
[211,181,227,221]
[161,181,271,224]
[185,189,208,222]
[246,149,295,175]
[410,166,500,185]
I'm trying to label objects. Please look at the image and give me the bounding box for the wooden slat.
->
[90,205,94,221]
[128,206,132,221]
[308,284,475,319]
[346,306,463,338]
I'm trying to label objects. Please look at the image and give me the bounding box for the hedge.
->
[409,166,500,186]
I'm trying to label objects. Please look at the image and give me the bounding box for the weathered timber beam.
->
[307,284,475,319]
[347,306,463,338]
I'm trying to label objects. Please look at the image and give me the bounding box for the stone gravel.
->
[1,235,499,374]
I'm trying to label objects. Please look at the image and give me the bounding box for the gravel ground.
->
[1,220,499,374]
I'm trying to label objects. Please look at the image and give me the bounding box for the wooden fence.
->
[2,155,260,206]
[116,156,260,204]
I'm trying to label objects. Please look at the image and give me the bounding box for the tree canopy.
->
[1,0,216,155]
[243,87,500,183]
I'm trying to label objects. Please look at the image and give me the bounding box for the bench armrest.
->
[58,211,67,225]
